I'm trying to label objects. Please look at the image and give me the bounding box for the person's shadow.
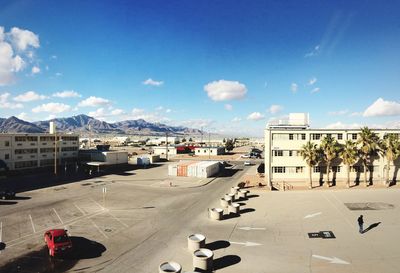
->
[363,222,381,233]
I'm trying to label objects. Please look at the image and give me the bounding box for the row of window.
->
[272,165,381,174]
[273,150,300,157]
[272,166,304,173]
[272,133,359,141]
[14,136,79,142]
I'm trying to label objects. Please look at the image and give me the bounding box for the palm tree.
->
[300,141,319,189]
[339,140,358,188]
[381,134,400,187]
[357,127,380,187]
[320,135,341,187]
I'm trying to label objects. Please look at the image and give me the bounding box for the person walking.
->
[358,215,364,233]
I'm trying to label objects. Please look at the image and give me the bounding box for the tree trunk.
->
[325,162,330,187]
[386,160,390,187]
[346,165,350,188]
[309,165,312,189]
[363,159,368,187]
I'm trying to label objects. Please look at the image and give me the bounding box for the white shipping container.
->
[196,161,220,178]
[188,162,200,177]
[168,163,178,176]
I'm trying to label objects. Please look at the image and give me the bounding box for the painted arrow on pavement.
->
[230,241,262,247]
[304,212,322,219]
[312,254,350,264]
[238,227,266,231]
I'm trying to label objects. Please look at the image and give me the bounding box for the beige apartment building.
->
[0,133,79,171]
[264,114,400,188]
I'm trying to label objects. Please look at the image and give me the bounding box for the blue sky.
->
[1,0,400,136]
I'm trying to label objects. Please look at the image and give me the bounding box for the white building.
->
[147,136,180,146]
[0,133,79,171]
[152,146,177,156]
[264,113,400,187]
[195,147,225,156]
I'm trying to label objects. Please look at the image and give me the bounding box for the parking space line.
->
[107,212,129,228]
[53,208,63,224]
[73,203,86,215]
[29,214,36,233]
[322,193,354,229]
[90,219,108,239]
[90,198,106,211]
[0,221,2,253]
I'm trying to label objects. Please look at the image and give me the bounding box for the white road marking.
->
[312,254,350,264]
[322,193,355,229]
[29,214,36,233]
[90,198,106,211]
[304,212,322,219]
[230,241,262,247]
[90,219,108,239]
[53,208,63,224]
[107,212,129,228]
[73,203,86,215]
[238,227,266,231]
[0,221,2,254]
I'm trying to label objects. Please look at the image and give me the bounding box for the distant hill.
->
[0,114,202,136]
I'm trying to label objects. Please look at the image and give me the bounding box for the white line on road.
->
[230,241,262,247]
[29,214,36,233]
[107,212,129,228]
[238,227,266,231]
[312,254,350,264]
[90,198,106,211]
[53,208,63,224]
[73,203,86,215]
[90,219,108,239]
[0,221,3,253]
[304,212,322,219]
[322,193,354,229]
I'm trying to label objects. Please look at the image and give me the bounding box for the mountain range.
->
[0,114,202,136]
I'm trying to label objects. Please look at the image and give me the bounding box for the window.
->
[5,154,9,160]
[326,134,332,138]
[352,133,357,140]
[296,167,304,173]
[301,134,306,140]
[314,166,326,173]
[15,149,37,154]
[61,147,78,152]
[332,166,341,172]
[273,150,283,156]
[14,160,38,168]
[289,134,294,140]
[273,167,285,173]
[337,134,343,140]
[5,141,10,146]
[312,134,321,140]
[289,151,293,156]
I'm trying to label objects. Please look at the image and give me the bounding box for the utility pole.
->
[166,132,169,161]
[208,131,211,160]
[201,126,203,143]
[50,121,57,175]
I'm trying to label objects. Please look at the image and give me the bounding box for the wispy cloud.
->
[232,117,241,122]
[247,112,265,121]
[143,78,163,86]
[304,45,320,58]
[0,92,23,109]
[32,102,71,113]
[268,104,283,114]
[328,109,348,116]
[291,83,298,93]
[363,98,400,117]
[224,104,233,111]
[308,77,317,85]
[78,96,110,107]
[311,87,320,94]
[52,90,81,98]
[204,80,247,101]
[13,91,47,102]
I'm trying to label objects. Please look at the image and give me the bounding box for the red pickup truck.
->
[44,229,73,256]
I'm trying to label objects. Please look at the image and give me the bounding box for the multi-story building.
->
[264,113,400,188]
[0,133,79,171]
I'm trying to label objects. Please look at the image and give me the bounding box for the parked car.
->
[241,154,250,158]
[44,229,73,257]
[244,161,252,166]
[0,189,15,200]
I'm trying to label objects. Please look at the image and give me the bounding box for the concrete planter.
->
[228,203,240,214]
[159,261,182,273]
[224,194,233,202]
[238,189,248,199]
[220,198,231,208]
[193,248,214,271]
[209,208,223,220]
[188,234,206,252]
[230,186,240,194]
[228,193,235,202]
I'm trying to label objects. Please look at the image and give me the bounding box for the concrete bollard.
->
[159,261,182,273]
[228,193,235,202]
[208,208,223,220]
[238,189,248,199]
[220,198,231,208]
[230,186,240,194]
[188,234,206,252]
[224,194,233,202]
[228,203,240,214]
[193,248,214,271]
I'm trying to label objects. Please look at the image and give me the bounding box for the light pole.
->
[208,131,211,160]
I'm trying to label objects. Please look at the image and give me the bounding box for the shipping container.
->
[168,163,178,176]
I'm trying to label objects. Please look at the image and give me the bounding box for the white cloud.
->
[52,90,81,98]
[31,66,40,74]
[178,119,214,129]
[32,102,71,113]
[328,109,348,116]
[311,87,320,93]
[166,108,172,113]
[0,92,23,109]
[268,104,283,114]
[0,42,24,85]
[224,104,233,111]
[89,108,124,120]
[51,55,57,60]
[363,98,400,117]
[308,77,317,85]
[132,108,145,115]
[232,117,241,122]
[247,112,265,121]
[111,108,124,115]
[9,27,40,51]
[46,114,57,120]
[204,80,247,101]
[17,112,30,121]
[78,96,110,107]
[350,112,362,117]
[325,121,362,129]
[143,78,163,86]
[291,83,298,93]
[305,44,320,57]
[55,72,62,77]
[13,91,47,102]
[0,27,4,41]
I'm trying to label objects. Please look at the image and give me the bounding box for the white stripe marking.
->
[73,203,86,215]
[53,208,63,224]
[90,219,108,239]
[29,214,36,233]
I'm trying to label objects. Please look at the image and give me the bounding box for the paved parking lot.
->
[1,162,400,273]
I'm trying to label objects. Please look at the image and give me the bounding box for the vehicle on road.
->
[244,161,252,166]
[241,154,250,158]
[44,229,73,257]
[0,189,15,200]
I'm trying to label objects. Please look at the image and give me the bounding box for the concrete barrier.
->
[208,208,223,220]
[230,186,240,194]
[228,203,240,214]
[220,198,231,208]
[193,248,214,271]
[224,194,233,202]
[228,193,235,202]
[238,189,249,199]
[159,261,182,273]
[188,234,206,252]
